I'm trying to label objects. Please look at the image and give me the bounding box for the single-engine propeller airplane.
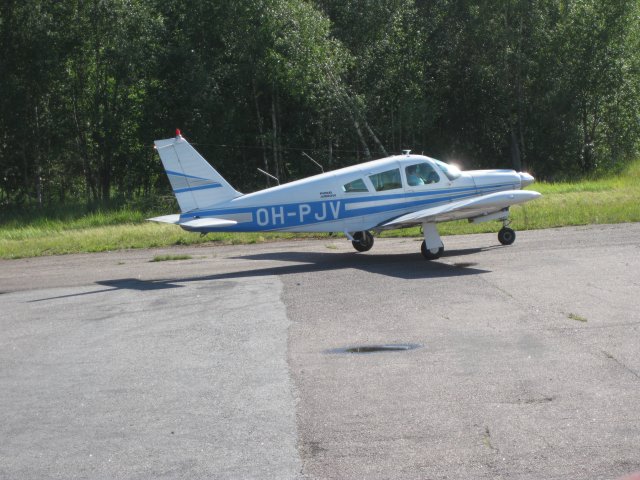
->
[150,130,541,259]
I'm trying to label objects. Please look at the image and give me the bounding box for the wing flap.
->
[383,190,541,227]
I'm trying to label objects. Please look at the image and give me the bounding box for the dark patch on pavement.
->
[326,343,422,354]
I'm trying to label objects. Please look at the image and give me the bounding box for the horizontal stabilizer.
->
[179,218,237,228]
[147,214,237,229]
[383,190,541,227]
[147,214,181,224]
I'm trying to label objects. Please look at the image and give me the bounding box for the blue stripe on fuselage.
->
[180,182,516,232]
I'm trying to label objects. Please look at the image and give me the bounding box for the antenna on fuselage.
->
[302,152,324,173]
[257,168,280,185]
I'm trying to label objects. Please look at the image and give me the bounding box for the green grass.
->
[567,313,588,322]
[1,160,639,259]
[151,254,193,262]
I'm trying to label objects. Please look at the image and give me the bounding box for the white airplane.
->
[150,130,541,259]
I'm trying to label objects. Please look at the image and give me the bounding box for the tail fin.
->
[154,132,241,212]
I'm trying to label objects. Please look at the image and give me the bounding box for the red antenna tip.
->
[176,128,182,137]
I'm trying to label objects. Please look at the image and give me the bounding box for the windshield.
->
[433,159,462,181]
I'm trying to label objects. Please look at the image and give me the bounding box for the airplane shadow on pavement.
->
[29,247,493,301]
[225,248,492,280]
[104,248,490,291]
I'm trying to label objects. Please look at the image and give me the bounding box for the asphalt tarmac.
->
[1,224,639,479]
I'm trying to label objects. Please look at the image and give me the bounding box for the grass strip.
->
[151,254,193,262]
[1,161,639,259]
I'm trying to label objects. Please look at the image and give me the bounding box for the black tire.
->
[421,240,444,260]
[352,231,374,252]
[498,227,516,245]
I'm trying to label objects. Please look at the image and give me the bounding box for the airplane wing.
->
[381,190,541,228]
[147,215,237,228]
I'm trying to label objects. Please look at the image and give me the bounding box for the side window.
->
[342,178,369,193]
[405,162,440,186]
[369,169,402,192]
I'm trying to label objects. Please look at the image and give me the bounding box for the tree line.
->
[1,0,639,208]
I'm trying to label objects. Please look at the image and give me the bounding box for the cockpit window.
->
[369,168,402,191]
[434,160,462,181]
[342,178,369,193]
[405,162,440,186]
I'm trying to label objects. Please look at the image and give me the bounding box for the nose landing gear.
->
[498,218,516,245]
[498,227,516,245]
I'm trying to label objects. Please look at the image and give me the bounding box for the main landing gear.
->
[420,222,445,260]
[421,241,444,260]
[351,230,374,252]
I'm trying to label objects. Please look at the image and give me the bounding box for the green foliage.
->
[1,0,639,207]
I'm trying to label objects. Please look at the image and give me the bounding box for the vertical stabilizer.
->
[154,132,241,212]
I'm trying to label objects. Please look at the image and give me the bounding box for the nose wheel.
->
[498,227,516,245]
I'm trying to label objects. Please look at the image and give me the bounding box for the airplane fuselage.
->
[151,133,540,259]
[177,154,528,233]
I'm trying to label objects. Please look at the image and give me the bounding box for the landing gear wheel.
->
[421,240,444,260]
[498,227,516,245]
[352,231,374,252]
